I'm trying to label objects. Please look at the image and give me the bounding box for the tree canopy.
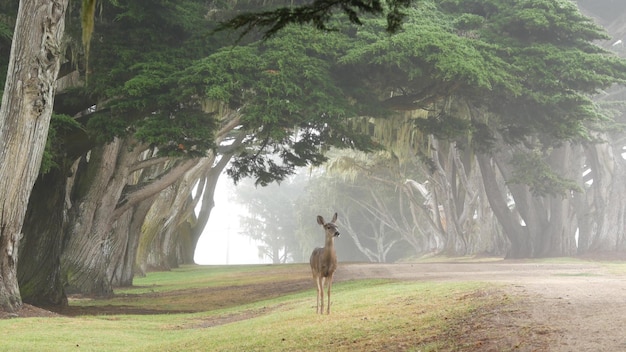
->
[46,0,626,190]
[216,0,413,39]
[345,1,626,147]
[180,24,376,185]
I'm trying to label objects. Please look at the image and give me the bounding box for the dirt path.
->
[336,261,626,351]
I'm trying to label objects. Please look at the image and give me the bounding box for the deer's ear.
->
[317,216,324,225]
[331,213,338,223]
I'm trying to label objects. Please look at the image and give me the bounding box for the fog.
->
[194,176,270,265]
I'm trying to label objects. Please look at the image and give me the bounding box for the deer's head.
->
[317,213,340,238]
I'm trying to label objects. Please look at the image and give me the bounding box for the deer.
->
[309,212,340,314]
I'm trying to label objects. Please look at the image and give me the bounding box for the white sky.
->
[193,174,271,265]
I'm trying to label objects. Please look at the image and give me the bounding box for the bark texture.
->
[61,138,199,296]
[18,168,68,306]
[0,0,67,312]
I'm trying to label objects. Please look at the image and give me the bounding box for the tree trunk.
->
[112,198,155,286]
[137,127,244,271]
[430,139,464,255]
[422,134,505,256]
[61,138,199,295]
[139,159,212,271]
[0,0,67,312]
[477,153,529,258]
[142,185,183,271]
[478,142,583,258]
[18,168,69,306]
[577,141,626,252]
[61,139,136,296]
[542,145,580,256]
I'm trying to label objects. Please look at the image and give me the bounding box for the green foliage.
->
[85,112,130,144]
[215,0,413,39]
[453,13,484,30]
[343,0,626,151]
[41,114,83,175]
[414,113,472,141]
[340,3,522,106]
[56,0,626,193]
[133,111,217,158]
[0,3,18,91]
[201,0,626,189]
[180,24,376,185]
[507,150,582,197]
[178,45,262,103]
[58,0,223,157]
[439,0,626,146]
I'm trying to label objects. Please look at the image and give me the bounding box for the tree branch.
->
[114,158,199,219]
[215,0,396,40]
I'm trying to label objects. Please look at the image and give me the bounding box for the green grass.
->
[1,265,497,352]
[117,264,307,295]
[164,281,488,352]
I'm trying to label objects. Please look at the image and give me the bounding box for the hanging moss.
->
[81,0,97,81]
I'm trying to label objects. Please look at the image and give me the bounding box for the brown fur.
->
[309,213,340,314]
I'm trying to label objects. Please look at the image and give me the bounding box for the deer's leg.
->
[326,275,333,314]
[320,277,326,314]
[315,276,323,314]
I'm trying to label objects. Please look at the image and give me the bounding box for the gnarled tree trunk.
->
[0,0,68,312]
[138,149,236,271]
[61,139,138,296]
[110,198,155,287]
[61,138,199,296]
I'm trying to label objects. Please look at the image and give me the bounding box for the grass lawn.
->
[1,264,502,352]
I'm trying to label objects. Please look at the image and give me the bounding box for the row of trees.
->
[231,0,626,263]
[0,0,625,313]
